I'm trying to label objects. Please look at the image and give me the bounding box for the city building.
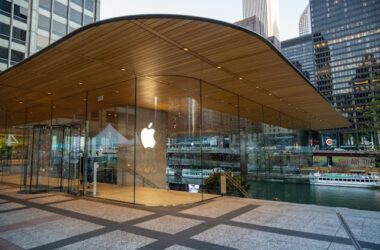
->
[299,3,311,36]
[281,34,315,84]
[241,0,280,48]
[310,0,380,150]
[0,0,100,72]
[0,15,348,205]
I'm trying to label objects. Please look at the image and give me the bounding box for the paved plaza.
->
[0,185,379,250]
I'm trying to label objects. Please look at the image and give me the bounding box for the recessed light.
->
[183,48,189,51]
[279,98,283,101]
[83,98,87,101]
[78,82,84,85]
[268,93,272,96]
[217,66,222,69]
[19,101,23,104]
[255,86,260,89]
[47,92,52,95]
[121,68,126,71]
[115,90,119,94]
[239,77,243,80]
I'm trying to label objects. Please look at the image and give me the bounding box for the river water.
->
[248,181,380,211]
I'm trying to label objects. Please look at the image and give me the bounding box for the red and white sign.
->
[325,138,333,146]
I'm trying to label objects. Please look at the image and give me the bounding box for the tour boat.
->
[181,168,224,179]
[309,172,380,188]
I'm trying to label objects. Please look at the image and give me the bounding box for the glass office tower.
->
[310,0,380,150]
[281,34,315,84]
[0,0,100,72]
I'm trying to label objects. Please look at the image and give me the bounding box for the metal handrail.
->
[336,210,362,250]
[225,173,251,198]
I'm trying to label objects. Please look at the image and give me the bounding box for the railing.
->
[336,209,362,250]
[225,173,251,198]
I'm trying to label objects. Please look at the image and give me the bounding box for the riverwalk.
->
[0,184,379,250]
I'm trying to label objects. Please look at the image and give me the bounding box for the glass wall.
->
[1,76,312,205]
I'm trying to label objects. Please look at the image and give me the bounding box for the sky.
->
[100,0,309,41]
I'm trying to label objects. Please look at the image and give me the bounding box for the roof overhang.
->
[0,15,350,130]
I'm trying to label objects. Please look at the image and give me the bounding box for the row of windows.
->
[39,0,95,13]
[0,0,28,23]
[0,46,25,63]
[0,22,26,44]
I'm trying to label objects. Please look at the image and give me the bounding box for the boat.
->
[166,167,175,176]
[181,168,224,179]
[309,172,380,188]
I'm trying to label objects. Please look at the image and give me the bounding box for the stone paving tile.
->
[231,203,342,236]
[192,224,332,250]
[50,199,153,222]
[56,230,155,250]
[359,218,380,244]
[0,202,25,211]
[0,217,103,249]
[136,215,203,235]
[0,208,55,226]
[1,191,53,200]
[164,245,196,250]
[29,195,75,204]
[328,243,355,250]
[180,198,248,218]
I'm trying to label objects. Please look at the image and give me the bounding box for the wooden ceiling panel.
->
[0,15,349,130]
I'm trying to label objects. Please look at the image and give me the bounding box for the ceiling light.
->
[268,93,272,96]
[183,48,189,51]
[47,92,52,95]
[19,101,23,104]
[217,66,222,69]
[78,82,84,85]
[121,68,126,71]
[255,86,260,89]
[239,77,243,80]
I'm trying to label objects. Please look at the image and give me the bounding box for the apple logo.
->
[141,122,156,149]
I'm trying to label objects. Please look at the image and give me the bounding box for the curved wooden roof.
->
[0,15,349,129]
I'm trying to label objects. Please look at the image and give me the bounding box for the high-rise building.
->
[299,3,311,36]
[0,0,100,72]
[310,0,380,149]
[242,0,280,48]
[281,34,315,84]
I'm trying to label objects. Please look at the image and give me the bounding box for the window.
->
[54,0,67,18]
[84,0,93,11]
[36,34,49,49]
[84,14,93,25]
[38,14,50,31]
[11,50,24,63]
[13,5,28,22]
[53,20,66,36]
[0,0,12,15]
[12,27,26,44]
[39,0,51,11]
[0,46,8,63]
[0,22,10,39]
[69,8,82,24]
[71,0,82,6]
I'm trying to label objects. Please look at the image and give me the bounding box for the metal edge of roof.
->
[0,14,349,127]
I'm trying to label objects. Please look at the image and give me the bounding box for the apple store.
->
[0,15,348,206]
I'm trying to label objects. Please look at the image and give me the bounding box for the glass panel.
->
[0,22,10,40]
[83,14,93,25]
[52,20,67,36]
[69,8,82,24]
[13,4,28,23]
[71,0,83,7]
[0,0,12,15]
[135,76,202,205]
[11,50,24,64]
[38,14,51,31]
[54,0,68,18]
[201,82,240,197]
[87,80,135,202]
[39,0,51,11]
[84,0,93,11]
[12,27,26,45]
[0,46,8,64]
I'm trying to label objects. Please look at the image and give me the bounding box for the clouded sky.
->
[100,0,309,41]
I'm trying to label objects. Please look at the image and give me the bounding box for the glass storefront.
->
[0,76,312,205]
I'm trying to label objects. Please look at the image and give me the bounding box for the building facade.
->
[310,0,380,150]
[242,0,280,48]
[0,0,100,72]
[0,15,347,205]
[281,34,315,84]
[299,3,311,36]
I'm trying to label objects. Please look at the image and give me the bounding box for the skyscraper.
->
[299,3,311,36]
[310,0,380,149]
[242,0,280,48]
[0,0,100,72]
[281,34,315,84]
